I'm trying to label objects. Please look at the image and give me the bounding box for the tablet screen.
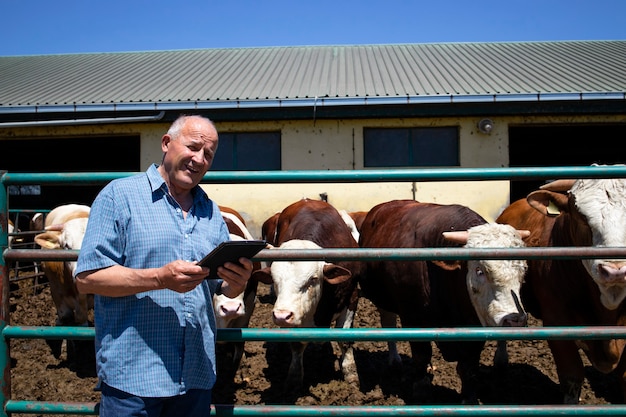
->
[199,239,267,279]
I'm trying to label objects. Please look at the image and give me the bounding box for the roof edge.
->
[1,92,624,117]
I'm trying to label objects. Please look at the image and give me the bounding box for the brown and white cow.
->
[213,206,263,382]
[496,171,626,404]
[7,219,15,247]
[347,210,369,233]
[358,199,528,404]
[261,211,281,247]
[338,209,361,243]
[34,204,93,368]
[251,198,363,391]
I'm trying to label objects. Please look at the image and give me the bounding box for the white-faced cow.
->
[496,171,626,404]
[213,206,263,382]
[358,199,528,404]
[251,198,363,391]
[34,203,94,370]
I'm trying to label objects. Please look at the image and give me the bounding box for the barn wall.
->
[2,113,624,238]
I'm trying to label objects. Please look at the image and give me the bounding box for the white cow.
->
[7,219,15,246]
[213,207,262,383]
[34,204,93,367]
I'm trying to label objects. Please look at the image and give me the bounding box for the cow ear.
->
[251,267,273,285]
[322,264,352,284]
[527,190,569,217]
[432,259,462,271]
[34,231,61,249]
[540,179,575,192]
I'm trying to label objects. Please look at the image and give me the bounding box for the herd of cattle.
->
[8,168,626,405]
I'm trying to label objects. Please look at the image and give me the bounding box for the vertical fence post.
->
[0,170,10,417]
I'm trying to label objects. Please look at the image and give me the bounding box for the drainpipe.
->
[0,111,165,128]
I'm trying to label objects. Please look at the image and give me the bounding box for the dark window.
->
[508,124,626,201]
[0,135,140,210]
[363,127,459,167]
[212,132,281,170]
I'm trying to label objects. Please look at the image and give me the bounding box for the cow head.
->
[251,239,352,328]
[212,233,256,329]
[528,175,626,310]
[443,223,529,328]
[34,216,89,276]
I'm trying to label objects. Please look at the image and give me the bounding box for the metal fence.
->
[3,167,626,416]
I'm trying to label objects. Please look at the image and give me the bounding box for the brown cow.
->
[359,199,529,404]
[251,198,363,392]
[261,211,281,249]
[496,171,626,404]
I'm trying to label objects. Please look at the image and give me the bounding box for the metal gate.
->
[3,167,626,416]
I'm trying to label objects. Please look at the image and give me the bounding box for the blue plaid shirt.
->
[75,164,229,397]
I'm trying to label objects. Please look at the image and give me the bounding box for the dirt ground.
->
[8,276,623,417]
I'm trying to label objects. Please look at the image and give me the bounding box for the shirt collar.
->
[146,163,209,204]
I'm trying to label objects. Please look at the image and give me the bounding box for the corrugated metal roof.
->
[0,40,625,111]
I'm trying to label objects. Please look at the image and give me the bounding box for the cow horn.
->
[44,223,65,231]
[517,229,531,238]
[540,179,576,192]
[442,231,469,244]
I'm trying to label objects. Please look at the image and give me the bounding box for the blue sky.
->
[2,0,625,56]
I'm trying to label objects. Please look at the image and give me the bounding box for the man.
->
[75,114,253,417]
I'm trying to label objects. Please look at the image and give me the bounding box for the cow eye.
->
[306,275,320,289]
[473,266,488,283]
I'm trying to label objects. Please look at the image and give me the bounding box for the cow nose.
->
[599,262,626,283]
[219,301,244,318]
[501,312,528,327]
[273,309,294,326]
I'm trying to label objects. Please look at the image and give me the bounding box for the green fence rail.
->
[3,167,626,416]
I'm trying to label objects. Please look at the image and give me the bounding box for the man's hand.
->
[216,257,254,297]
[159,260,209,293]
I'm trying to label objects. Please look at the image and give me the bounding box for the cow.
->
[496,171,626,404]
[213,206,263,382]
[338,209,361,243]
[251,198,364,391]
[358,199,529,404]
[347,210,369,233]
[261,212,281,247]
[7,219,15,246]
[30,212,45,233]
[33,204,94,371]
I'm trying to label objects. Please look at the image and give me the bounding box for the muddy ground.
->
[8,276,623,417]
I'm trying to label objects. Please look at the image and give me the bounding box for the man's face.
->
[162,118,218,192]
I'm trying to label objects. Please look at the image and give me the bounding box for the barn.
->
[1,40,625,235]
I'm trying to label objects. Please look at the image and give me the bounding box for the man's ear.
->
[161,134,172,153]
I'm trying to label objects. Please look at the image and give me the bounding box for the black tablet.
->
[199,239,267,279]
